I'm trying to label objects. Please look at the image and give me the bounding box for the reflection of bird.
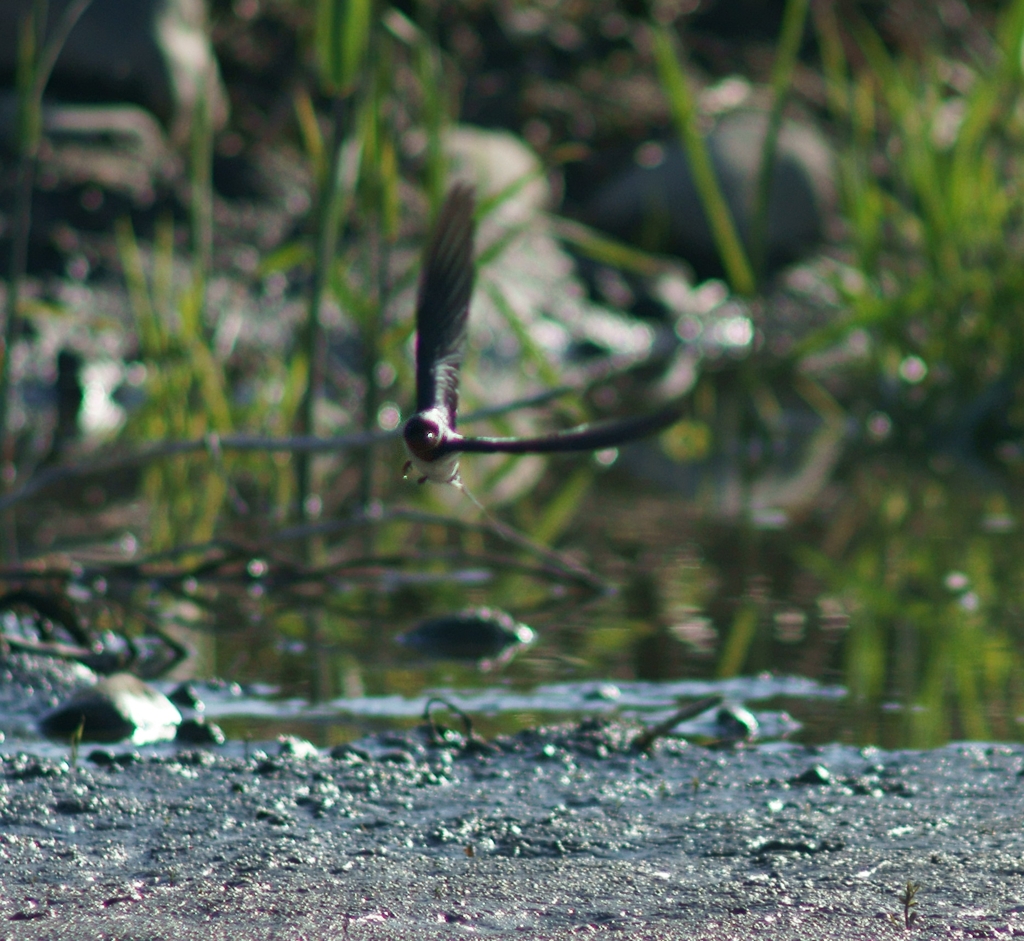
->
[403,184,687,485]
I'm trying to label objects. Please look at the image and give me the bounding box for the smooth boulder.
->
[585,110,835,276]
[40,672,181,745]
[0,0,227,143]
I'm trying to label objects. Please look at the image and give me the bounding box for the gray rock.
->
[174,715,225,745]
[0,95,178,203]
[714,702,759,742]
[277,734,320,760]
[585,109,836,275]
[39,672,181,745]
[397,607,536,667]
[0,0,227,143]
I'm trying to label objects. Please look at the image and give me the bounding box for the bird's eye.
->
[403,415,441,457]
[406,417,437,443]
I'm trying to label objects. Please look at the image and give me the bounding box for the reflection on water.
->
[207,436,1024,751]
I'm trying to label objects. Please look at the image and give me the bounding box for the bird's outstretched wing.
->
[441,398,687,455]
[407,184,683,475]
[414,185,476,427]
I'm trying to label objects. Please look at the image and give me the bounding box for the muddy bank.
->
[1,722,1022,939]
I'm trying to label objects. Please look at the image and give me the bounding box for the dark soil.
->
[1,722,1022,939]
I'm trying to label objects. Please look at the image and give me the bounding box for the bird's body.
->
[403,184,686,484]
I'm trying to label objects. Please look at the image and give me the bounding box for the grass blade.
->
[650,25,756,296]
[750,0,810,279]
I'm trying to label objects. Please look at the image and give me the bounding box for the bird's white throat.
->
[406,449,461,485]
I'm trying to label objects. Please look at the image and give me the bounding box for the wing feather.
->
[442,399,686,455]
[415,185,477,425]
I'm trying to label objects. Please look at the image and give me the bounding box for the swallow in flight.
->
[403,184,685,485]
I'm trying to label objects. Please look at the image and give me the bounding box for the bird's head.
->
[403,410,447,461]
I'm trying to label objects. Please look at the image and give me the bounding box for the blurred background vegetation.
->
[4,0,1024,749]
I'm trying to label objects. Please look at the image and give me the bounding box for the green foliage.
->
[808,1,1024,393]
[716,604,759,678]
[116,217,235,549]
[892,880,921,930]
[750,0,810,279]
[69,716,85,771]
[650,24,756,296]
[649,0,811,292]
[315,0,374,96]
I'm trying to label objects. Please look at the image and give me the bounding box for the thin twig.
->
[1,634,94,662]
[631,695,723,752]
[273,504,608,593]
[0,498,606,604]
[422,697,496,753]
[750,0,810,280]
[0,429,390,512]
[29,0,95,105]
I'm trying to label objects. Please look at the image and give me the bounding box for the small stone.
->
[175,716,225,746]
[791,764,832,786]
[277,735,320,759]
[397,607,535,666]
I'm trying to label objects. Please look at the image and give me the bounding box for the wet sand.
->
[1,721,1021,939]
